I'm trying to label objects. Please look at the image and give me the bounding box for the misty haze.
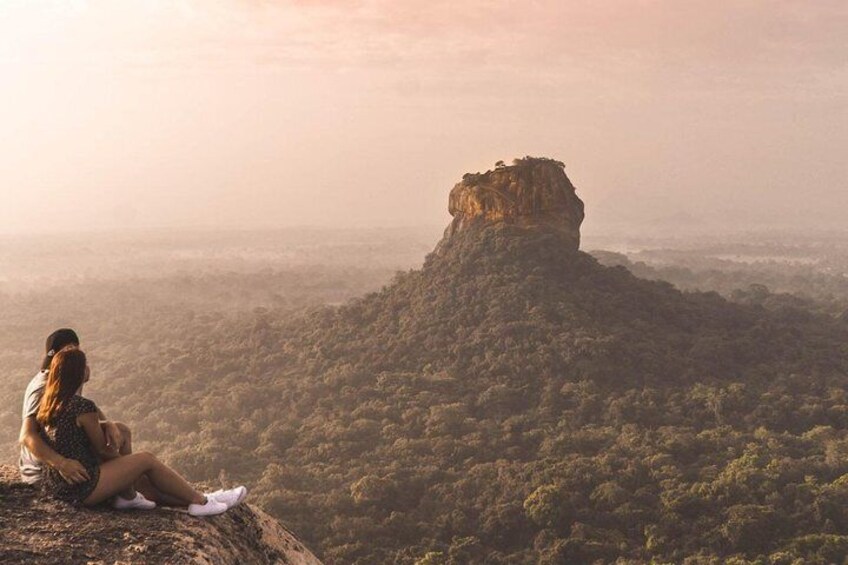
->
[2,2,847,565]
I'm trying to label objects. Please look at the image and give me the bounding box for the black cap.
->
[41,329,80,371]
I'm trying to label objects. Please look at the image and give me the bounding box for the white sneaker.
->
[112,493,156,511]
[207,486,248,509]
[188,497,228,517]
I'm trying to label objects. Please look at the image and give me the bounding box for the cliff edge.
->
[0,465,321,565]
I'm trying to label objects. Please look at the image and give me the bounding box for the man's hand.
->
[54,457,90,484]
[101,421,123,453]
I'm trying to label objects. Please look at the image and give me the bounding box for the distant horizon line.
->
[2,222,848,241]
[0,223,449,238]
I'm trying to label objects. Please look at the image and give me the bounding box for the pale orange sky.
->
[1,1,845,234]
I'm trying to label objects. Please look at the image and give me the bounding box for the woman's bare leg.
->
[113,422,136,500]
[85,453,153,506]
[84,452,205,507]
[141,454,205,506]
[135,474,191,507]
[106,423,187,506]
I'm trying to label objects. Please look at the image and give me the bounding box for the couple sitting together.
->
[18,328,246,517]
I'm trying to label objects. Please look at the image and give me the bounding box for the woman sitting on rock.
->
[36,346,246,516]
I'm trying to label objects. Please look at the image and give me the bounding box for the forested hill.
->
[143,197,848,563]
[314,224,847,390]
[14,159,848,563]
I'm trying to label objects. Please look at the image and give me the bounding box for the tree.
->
[524,485,573,530]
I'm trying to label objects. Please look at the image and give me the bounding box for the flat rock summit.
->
[436,156,585,255]
[0,465,321,565]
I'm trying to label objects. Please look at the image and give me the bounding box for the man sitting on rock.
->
[18,328,180,508]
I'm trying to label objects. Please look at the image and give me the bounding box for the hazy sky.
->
[1,1,845,235]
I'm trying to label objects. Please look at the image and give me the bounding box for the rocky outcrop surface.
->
[0,465,321,565]
[435,157,585,254]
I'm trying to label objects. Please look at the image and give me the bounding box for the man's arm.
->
[96,405,122,453]
[18,417,89,484]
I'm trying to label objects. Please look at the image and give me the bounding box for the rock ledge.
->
[0,465,321,565]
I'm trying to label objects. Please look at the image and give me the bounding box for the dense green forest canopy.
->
[3,228,848,564]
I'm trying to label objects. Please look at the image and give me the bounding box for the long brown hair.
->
[36,347,87,427]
